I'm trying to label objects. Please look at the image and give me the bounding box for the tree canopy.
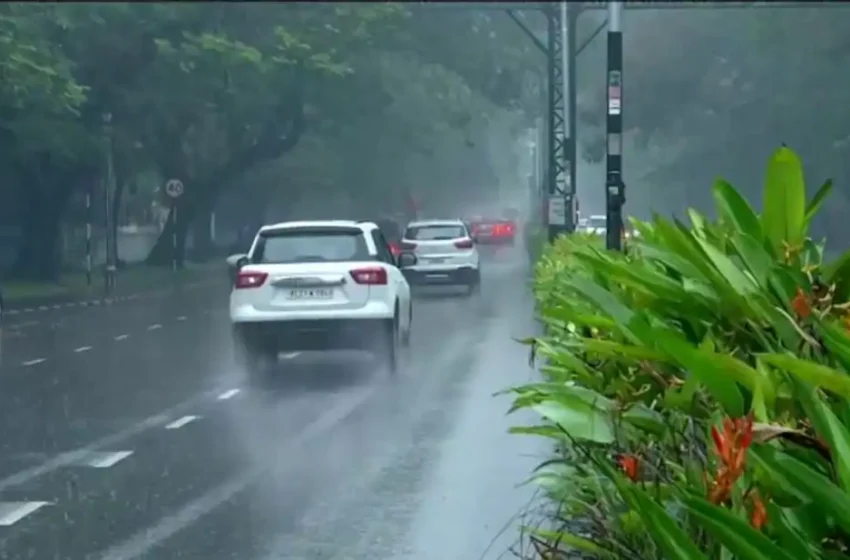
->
[0,2,533,279]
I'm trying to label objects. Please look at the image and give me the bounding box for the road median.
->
[3,262,226,312]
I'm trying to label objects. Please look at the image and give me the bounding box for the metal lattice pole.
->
[545,4,568,242]
[604,1,625,251]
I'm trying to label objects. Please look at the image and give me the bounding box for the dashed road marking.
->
[22,358,46,366]
[217,389,241,401]
[147,324,162,331]
[74,346,93,353]
[165,415,201,430]
[114,334,129,341]
[0,501,51,526]
[281,352,301,359]
[0,389,219,492]
[84,451,135,469]
[94,386,376,560]
[176,315,187,321]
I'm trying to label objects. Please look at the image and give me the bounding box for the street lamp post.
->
[103,112,117,293]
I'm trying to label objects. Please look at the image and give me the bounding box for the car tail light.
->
[454,238,474,249]
[234,271,268,289]
[350,267,388,285]
[401,241,417,251]
[388,242,401,256]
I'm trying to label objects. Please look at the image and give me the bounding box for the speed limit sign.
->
[165,179,184,199]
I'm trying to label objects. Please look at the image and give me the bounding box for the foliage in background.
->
[0,2,533,278]
[512,146,850,559]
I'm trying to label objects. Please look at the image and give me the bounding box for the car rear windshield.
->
[250,228,370,264]
[405,225,467,241]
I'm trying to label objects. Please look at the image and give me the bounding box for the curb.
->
[4,279,221,317]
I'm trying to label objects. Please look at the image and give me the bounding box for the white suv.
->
[400,219,481,295]
[227,220,416,377]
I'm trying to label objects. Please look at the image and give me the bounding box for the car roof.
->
[406,219,465,228]
[259,220,373,234]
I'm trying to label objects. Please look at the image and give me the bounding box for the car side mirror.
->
[226,253,248,269]
[397,252,417,268]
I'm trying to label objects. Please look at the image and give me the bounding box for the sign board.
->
[548,195,566,226]
[607,71,622,116]
[165,179,184,199]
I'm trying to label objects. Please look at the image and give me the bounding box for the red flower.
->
[618,454,640,482]
[791,287,812,319]
[749,492,768,530]
[708,413,754,504]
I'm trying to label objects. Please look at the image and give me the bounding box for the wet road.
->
[0,256,543,560]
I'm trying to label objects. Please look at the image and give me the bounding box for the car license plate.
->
[287,288,333,300]
[427,257,445,264]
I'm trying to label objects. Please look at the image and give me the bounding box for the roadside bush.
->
[511,146,850,559]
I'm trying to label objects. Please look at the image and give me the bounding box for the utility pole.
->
[103,112,117,294]
[605,1,625,251]
[85,183,92,286]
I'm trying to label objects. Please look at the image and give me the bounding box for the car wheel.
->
[400,301,413,347]
[376,317,399,376]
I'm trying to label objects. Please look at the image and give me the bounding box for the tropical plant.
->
[511,146,850,559]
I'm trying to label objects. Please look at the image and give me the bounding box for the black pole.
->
[566,5,578,228]
[605,1,625,251]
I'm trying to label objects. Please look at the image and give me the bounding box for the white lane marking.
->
[74,346,93,353]
[114,334,129,341]
[22,358,46,366]
[216,389,240,401]
[176,316,187,321]
[95,386,376,560]
[0,389,219,493]
[86,451,134,468]
[281,352,301,359]
[38,306,47,311]
[147,324,162,331]
[0,501,51,526]
[165,415,200,430]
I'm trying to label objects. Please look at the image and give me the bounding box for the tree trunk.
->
[145,205,192,267]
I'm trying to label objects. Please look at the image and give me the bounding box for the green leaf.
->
[521,526,616,558]
[655,330,745,416]
[804,178,833,227]
[622,485,710,560]
[759,352,850,399]
[680,494,798,560]
[792,379,850,494]
[750,444,850,533]
[761,146,807,254]
[713,178,764,242]
[530,397,614,443]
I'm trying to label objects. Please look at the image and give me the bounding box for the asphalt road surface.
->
[0,256,544,560]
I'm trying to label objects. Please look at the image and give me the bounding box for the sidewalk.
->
[3,262,226,315]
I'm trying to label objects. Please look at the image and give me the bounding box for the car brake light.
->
[401,241,417,251]
[234,271,268,289]
[350,267,388,285]
[454,238,474,249]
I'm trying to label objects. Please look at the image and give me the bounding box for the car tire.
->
[400,302,412,347]
[375,317,399,376]
[233,336,274,382]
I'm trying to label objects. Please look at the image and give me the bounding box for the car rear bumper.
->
[403,266,479,286]
[475,234,515,245]
[233,318,391,353]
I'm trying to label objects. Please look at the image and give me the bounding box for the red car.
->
[468,217,517,246]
